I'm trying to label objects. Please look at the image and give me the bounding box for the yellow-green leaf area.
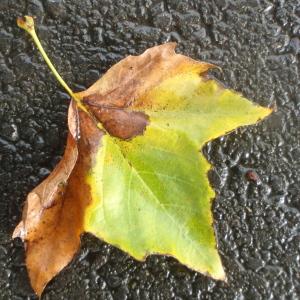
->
[134,72,271,145]
[84,70,271,280]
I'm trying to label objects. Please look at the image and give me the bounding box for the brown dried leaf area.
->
[13,43,213,296]
[88,105,149,140]
[13,101,103,296]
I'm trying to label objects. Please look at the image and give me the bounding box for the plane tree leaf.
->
[13,16,272,297]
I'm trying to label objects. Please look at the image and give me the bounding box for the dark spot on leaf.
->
[88,104,149,140]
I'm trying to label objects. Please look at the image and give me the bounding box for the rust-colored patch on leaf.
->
[13,103,103,297]
[88,105,149,140]
[77,43,213,108]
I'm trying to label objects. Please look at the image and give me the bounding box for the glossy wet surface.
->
[0,1,299,299]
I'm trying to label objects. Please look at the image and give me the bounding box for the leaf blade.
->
[83,46,271,280]
[85,128,225,279]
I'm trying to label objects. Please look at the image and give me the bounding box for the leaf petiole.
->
[17,16,87,113]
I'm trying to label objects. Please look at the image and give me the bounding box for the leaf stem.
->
[17,16,87,112]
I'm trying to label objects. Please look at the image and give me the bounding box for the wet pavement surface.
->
[0,0,299,299]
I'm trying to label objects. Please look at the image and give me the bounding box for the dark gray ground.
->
[0,0,299,299]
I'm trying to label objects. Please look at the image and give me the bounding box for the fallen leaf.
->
[14,16,272,297]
